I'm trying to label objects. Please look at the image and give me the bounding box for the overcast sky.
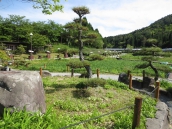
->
[1,0,172,37]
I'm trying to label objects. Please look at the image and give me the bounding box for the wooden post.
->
[129,74,132,89]
[40,67,42,77]
[132,97,142,129]
[142,70,145,80]
[44,64,46,69]
[155,81,160,101]
[71,68,74,77]
[66,66,69,72]
[97,69,100,78]
[142,70,145,88]
[127,70,131,77]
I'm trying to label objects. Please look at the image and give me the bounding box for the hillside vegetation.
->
[104,14,172,48]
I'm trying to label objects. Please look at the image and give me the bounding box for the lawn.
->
[0,76,157,129]
[1,52,171,128]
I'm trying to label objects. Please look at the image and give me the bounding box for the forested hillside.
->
[104,14,172,48]
[0,15,104,51]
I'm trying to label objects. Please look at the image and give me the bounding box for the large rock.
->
[146,102,169,129]
[167,73,172,80]
[118,73,128,84]
[143,77,155,88]
[0,71,46,116]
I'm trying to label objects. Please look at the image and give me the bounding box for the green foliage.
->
[0,50,10,64]
[141,56,158,62]
[68,48,78,56]
[141,98,157,118]
[41,76,158,128]
[88,54,104,61]
[0,107,58,129]
[104,14,172,48]
[0,43,5,50]
[106,79,128,90]
[58,46,68,53]
[33,0,65,14]
[85,78,106,87]
[14,45,26,55]
[76,78,106,89]
[66,60,90,70]
[133,47,162,56]
[160,80,172,89]
[14,60,30,68]
[67,60,83,69]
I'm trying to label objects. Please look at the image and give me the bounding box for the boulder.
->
[42,70,52,77]
[167,73,172,80]
[118,73,128,84]
[143,77,155,88]
[146,102,169,129]
[0,71,46,116]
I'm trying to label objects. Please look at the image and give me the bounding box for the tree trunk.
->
[149,61,158,81]
[78,30,84,61]
[85,65,92,78]
[78,15,92,78]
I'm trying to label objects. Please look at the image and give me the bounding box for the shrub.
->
[75,78,106,89]
[86,78,106,87]
[67,60,83,69]
[106,79,128,90]
[67,60,90,69]
[68,48,78,57]
[88,54,104,61]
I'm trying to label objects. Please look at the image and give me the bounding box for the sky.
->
[0,0,172,37]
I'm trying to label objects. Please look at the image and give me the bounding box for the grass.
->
[12,56,168,79]
[2,51,171,128]
[0,77,157,129]
[43,77,157,129]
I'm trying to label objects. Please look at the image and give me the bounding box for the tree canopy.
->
[1,0,65,14]
[104,14,172,48]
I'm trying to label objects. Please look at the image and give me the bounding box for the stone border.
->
[146,102,169,129]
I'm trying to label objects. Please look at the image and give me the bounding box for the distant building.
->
[0,41,28,51]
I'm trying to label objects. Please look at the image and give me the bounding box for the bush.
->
[88,54,104,61]
[106,79,128,90]
[160,80,172,89]
[68,48,78,57]
[76,78,106,89]
[67,60,90,69]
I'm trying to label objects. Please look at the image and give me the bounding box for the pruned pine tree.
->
[65,6,98,78]
[135,47,172,81]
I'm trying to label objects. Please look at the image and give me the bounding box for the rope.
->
[142,85,159,101]
[60,104,134,129]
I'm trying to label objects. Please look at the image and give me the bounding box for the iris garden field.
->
[0,52,172,128]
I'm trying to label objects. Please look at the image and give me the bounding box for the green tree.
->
[32,0,66,14]
[0,50,10,64]
[72,6,94,78]
[30,33,49,51]
[135,47,172,81]
[0,0,66,14]
[14,45,26,55]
